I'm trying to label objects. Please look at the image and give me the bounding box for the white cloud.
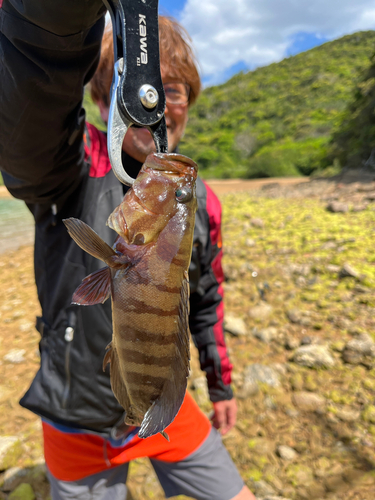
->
[180,0,375,85]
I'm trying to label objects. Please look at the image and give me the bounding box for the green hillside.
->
[327,53,375,169]
[179,31,375,178]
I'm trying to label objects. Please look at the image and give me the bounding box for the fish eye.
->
[175,187,192,203]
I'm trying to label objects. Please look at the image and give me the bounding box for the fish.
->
[63,152,198,439]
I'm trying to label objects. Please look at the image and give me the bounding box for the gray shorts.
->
[47,428,244,500]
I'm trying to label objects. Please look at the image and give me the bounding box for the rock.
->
[292,345,335,369]
[300,335,320,346]
[277,445,298,461]
[339,263,360,279]
[245,238,256,247]
[284,337,299,350]
[324,474,346,492]
[321,241,337,251]
[190,377,209,406]
[8,483,35,500]
[253,480,276,497]
[248,303,273,321]
[0,436,21,470]
[271,363,288,376]
[250,217,264,228]
[295,275,306,287]
[285,408,300,418]
[351,203,368,212]
[236,381,259,399]
[292,392,326,412]
[325,264,341,274]
[286,309,311,326]
[2,467,27,491]
[253,327,277,343]
[264,396,277,410]
[223,315,248,336]
[243,364,281,388]
[3,349,26,364]
[336,407,360,422]
[326,201,349,213]
[342,334,375,365]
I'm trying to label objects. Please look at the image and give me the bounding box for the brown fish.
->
[63,153,198,439]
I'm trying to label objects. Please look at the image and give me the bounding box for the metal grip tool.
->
[103,0,168,186]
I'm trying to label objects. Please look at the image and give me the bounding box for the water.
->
[0,197,34,254]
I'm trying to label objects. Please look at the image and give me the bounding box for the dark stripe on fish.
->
[122,297,179,316]
[126,372,167,389]
[122,349,175,367]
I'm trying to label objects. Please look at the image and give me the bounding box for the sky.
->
[158,0,375,86]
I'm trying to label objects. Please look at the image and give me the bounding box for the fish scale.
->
[63,152,197,439]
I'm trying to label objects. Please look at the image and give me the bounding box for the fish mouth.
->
[147,153,198,175]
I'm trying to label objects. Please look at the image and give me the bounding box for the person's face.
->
[99,65,189,164]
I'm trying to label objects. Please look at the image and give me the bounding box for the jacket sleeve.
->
[0,0,106,207]
[189,179,233,402]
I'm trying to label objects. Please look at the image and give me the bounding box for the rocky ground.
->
[1,169,375,499]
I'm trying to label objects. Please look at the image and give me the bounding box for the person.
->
[0,3,255,500]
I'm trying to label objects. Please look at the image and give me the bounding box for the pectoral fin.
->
[138,273,191,439]
[63,218,116,263]
[72,267,111,305]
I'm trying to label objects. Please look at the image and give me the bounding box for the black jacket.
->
[0,0,233,437]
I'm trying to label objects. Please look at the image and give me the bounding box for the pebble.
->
[2,467,27,491]
[277,445,298,461]
[326,201,349,213]
[243,363,281,388]
[342,333,375,365]
[292,392,326,412]
[253,327,277,343]
[248,303,273,321]
[223,315,248,336]
[250,217,265,228]
[3,349,26,364]
[292,344,335,369]
[245,238,256,247]
[284,337,299,350]
[339,263,360,279]
[336,407,360,422]
[236,381,259,399]
[286,309,311,326]
[253,480,276,497]
[325,264,341,274]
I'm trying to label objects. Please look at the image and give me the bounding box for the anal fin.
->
[104,344,131,414]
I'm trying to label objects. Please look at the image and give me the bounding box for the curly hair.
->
[90,16,201,107]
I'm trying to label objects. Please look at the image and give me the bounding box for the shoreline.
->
[0,177,309,200]
[0,186,11,198]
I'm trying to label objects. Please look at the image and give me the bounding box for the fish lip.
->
[149,153,198,174]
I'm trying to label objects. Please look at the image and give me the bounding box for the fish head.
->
[109,153,198,245]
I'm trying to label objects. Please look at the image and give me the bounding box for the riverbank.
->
[1,170,375,499]
[0,186,10,198]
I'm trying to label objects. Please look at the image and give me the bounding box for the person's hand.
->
[211,398,238,435]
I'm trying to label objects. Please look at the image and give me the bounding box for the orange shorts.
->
[43,392,211,481]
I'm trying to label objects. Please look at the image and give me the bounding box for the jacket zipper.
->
[62,312,76,409]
